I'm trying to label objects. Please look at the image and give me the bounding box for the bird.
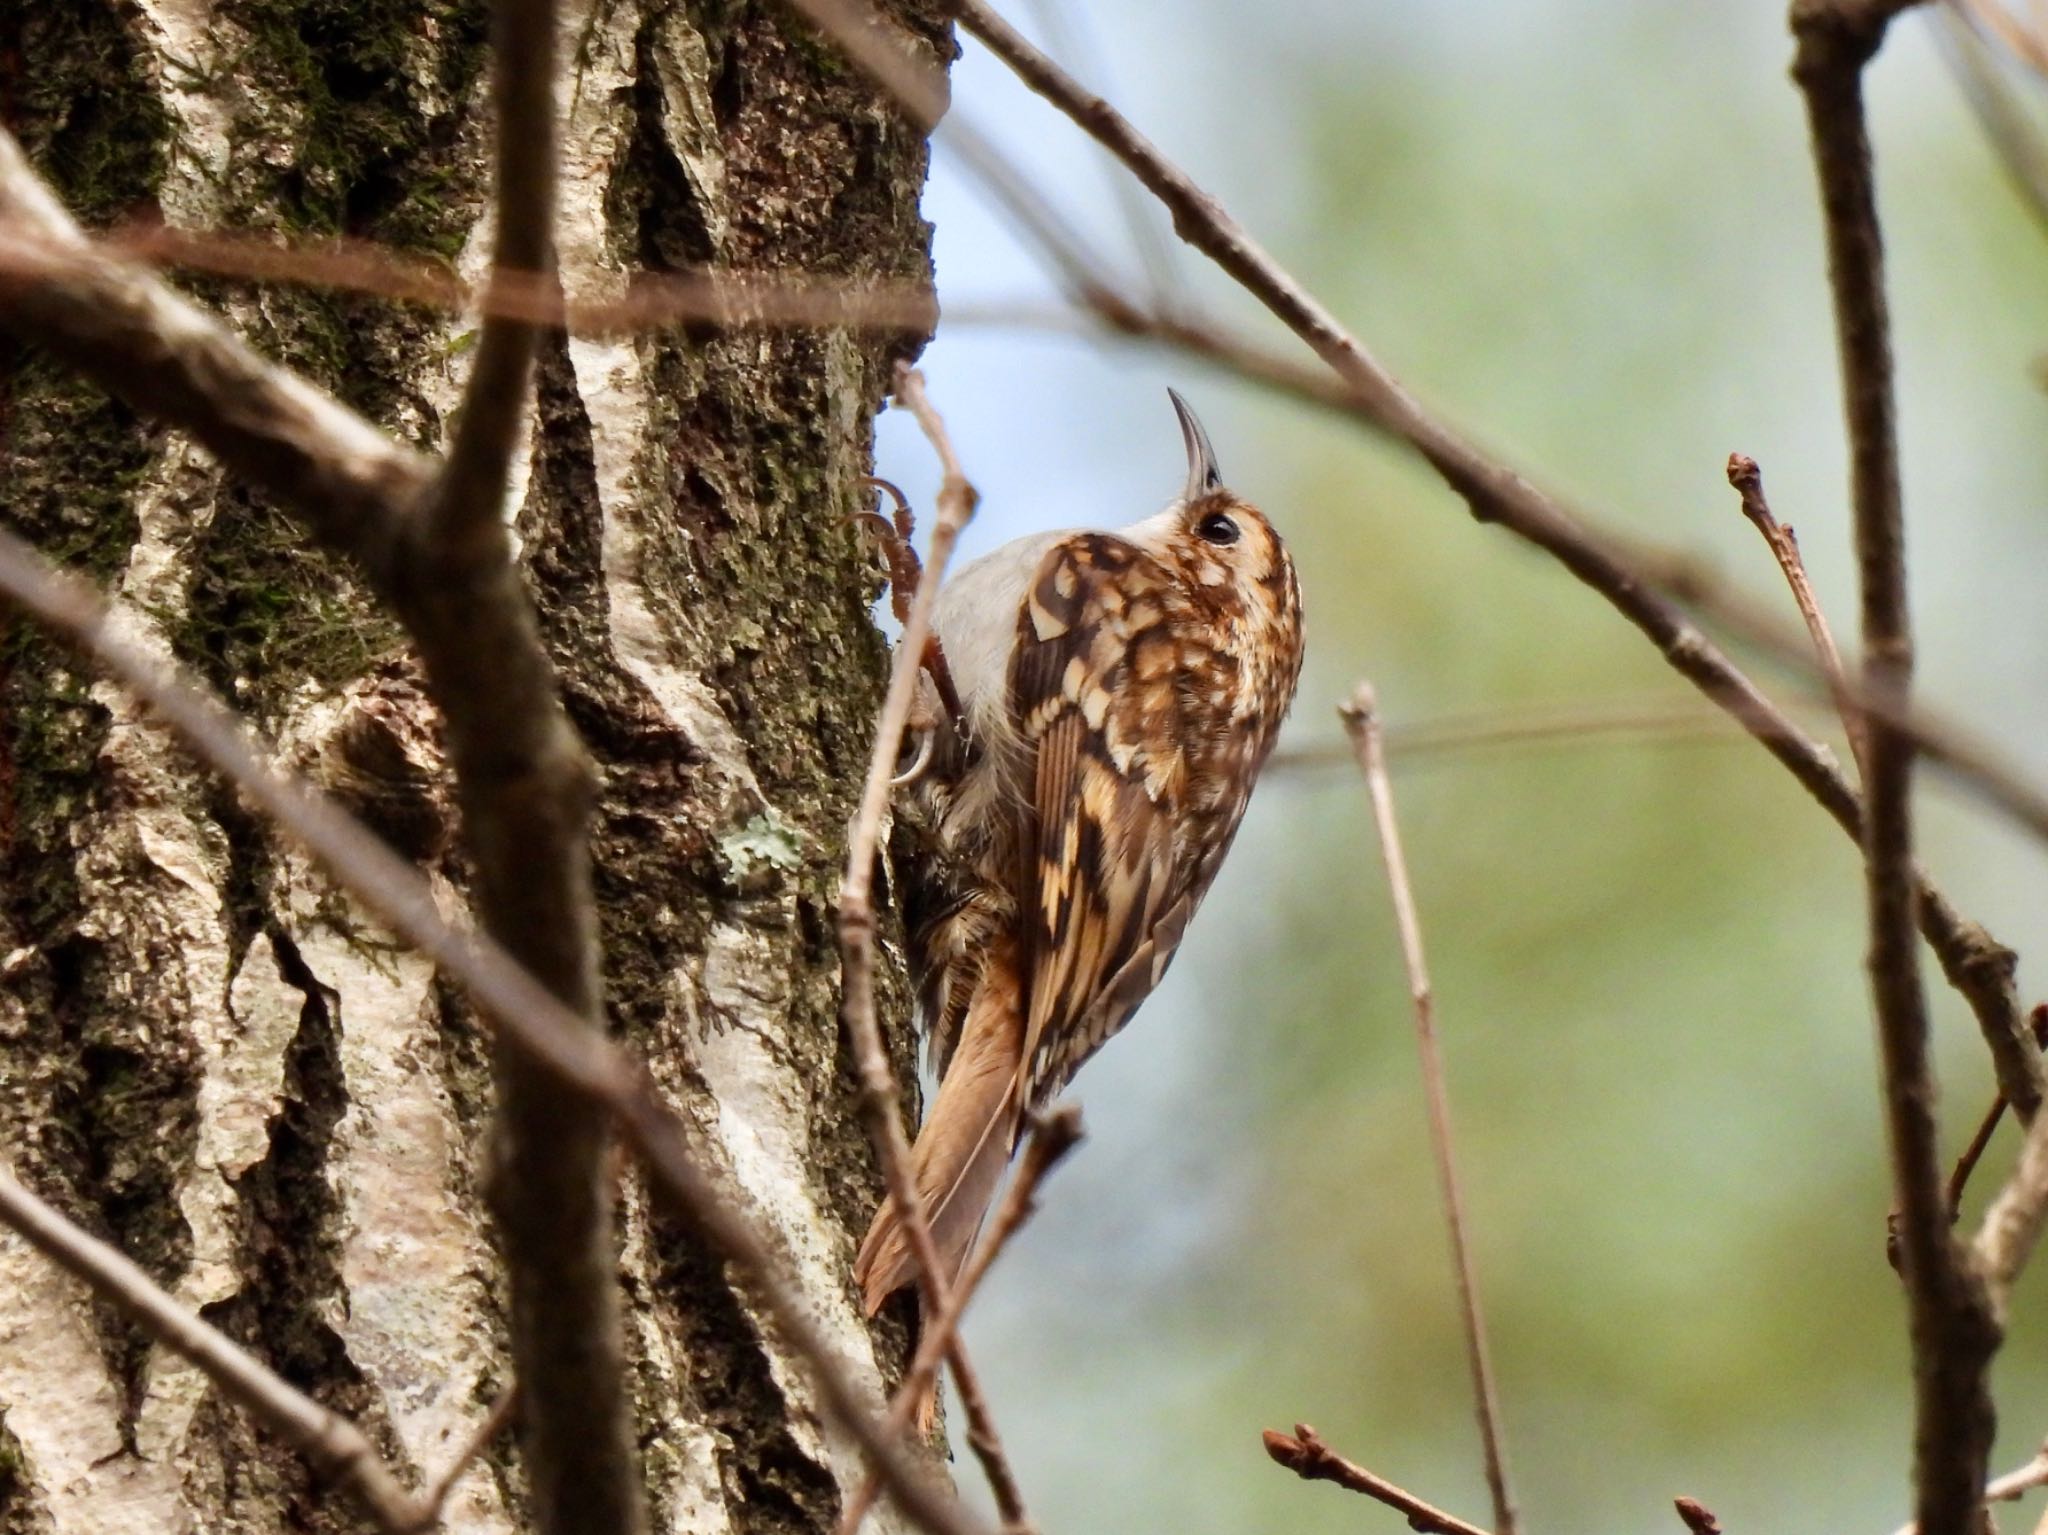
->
[854,388,1305,1322]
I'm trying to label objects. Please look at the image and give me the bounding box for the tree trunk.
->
[0,2,941,1531]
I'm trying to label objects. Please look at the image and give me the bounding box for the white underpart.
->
[548,4,902,1527]
[935,530,1069,755]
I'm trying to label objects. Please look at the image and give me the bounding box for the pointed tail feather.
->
[853,960,1024,1315]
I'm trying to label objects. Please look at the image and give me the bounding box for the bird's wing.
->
[1009,534,1197,1111]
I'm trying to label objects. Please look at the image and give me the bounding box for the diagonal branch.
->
[0,1165,423,1534]
[0,131,429,583]
[1792,8,1999,1535]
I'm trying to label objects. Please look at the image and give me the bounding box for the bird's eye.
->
[1195,510,1240,547]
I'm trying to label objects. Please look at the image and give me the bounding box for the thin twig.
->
[780,0,1128,308]
[1262,1423,1493,1535]
[1947,1098,2011,1219]
[1890,1436,2048,1535]
[835,365,1030,1530]
[786,0,2043,1151]
[0,1165,423,1533]
[1793,9,1999,1535]
[1340,684,1518,1535]
[0,527,990,1535]
[1974,1100,2048,1316]
[1728,452,1865,775]
[414,1384,522,1530]
[1274,698,1755,776]
[1674,1498,1725,1535]
[1016,0,1187,309]
[840,1107,1083,1535]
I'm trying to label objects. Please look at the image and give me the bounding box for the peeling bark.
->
[0,2,941,1530]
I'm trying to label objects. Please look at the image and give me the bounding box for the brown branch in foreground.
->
[1728,452,1865,776]
[840,1107,1084,1535]
[1340,684,1518,1535]
[1262,1424,1493,1535]
[1793,8,2000,1535]
[1674,1497,1725,1535]
[0,528,989,1535]
[835,366,1032,1531]
[1890,1435,2048,1535]
[413,5,641,1533]
[0,1166,422,1534]
[784,0,2044,1159]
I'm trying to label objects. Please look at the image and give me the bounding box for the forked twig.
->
[1340,684,1518,1535]
[1263,1423,1493,1535]
[1945,1007,2048,1221]
[840,1107,1083,1535]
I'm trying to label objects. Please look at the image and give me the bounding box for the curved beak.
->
[1168,387,1224,502]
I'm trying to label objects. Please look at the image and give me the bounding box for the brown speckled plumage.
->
[855,392,1304,1317]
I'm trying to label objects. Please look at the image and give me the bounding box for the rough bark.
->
[0,2,940,1531]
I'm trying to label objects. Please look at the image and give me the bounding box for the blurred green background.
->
[872,4,2048,1531]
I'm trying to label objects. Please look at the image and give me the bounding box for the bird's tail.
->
[853,953,1024,1316]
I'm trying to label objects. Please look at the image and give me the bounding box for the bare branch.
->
[0,1165,423,1533]
[836,366,1031,1530]
[429,0,559,556]
[375,6,646,1532]
[0,527,990,1535]
[1340,684,1517,1535]
[781,0,1128,306]
[104,219,941,337]
[1262,1423,1493,1535]
[1792,7,1999,1534]
[841,1107,1083,1535]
